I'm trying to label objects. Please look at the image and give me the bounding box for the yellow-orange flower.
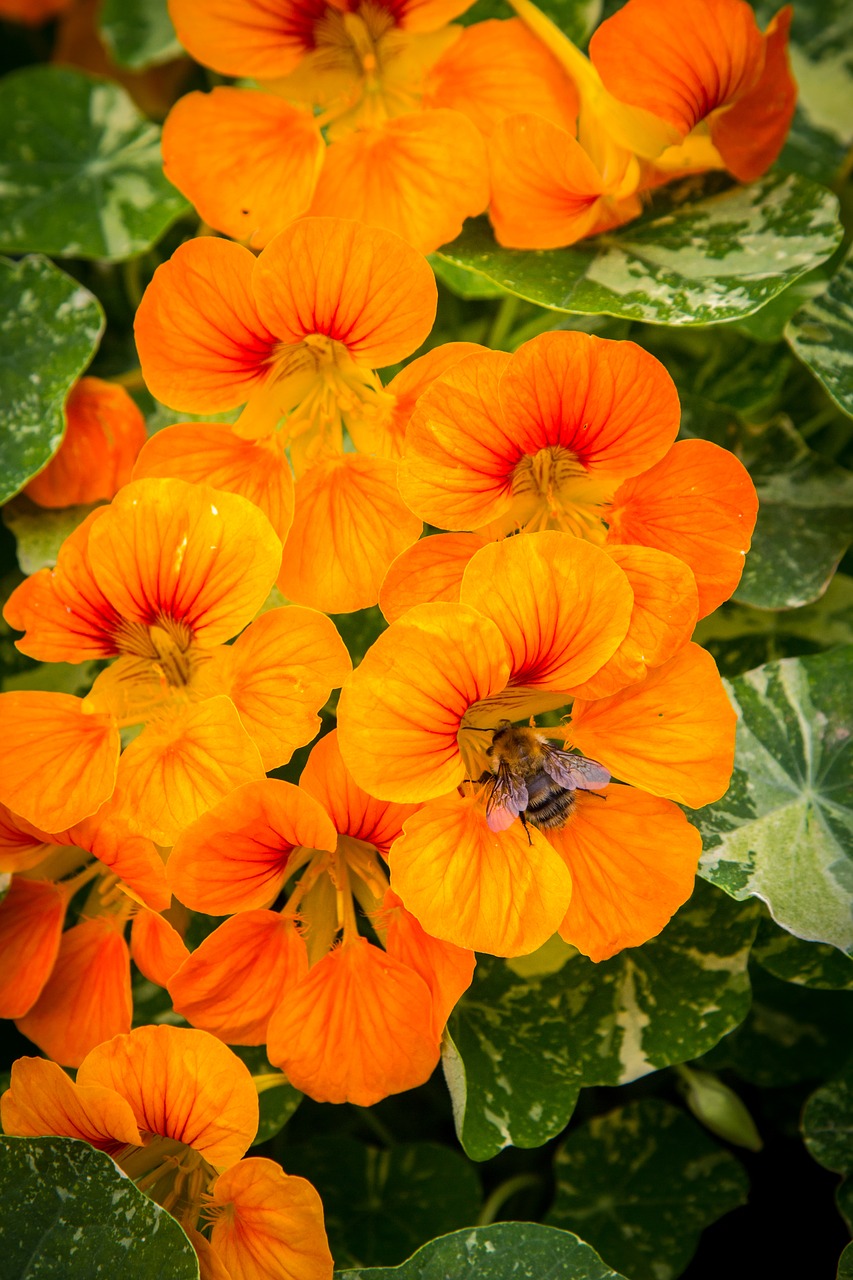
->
[2,477,350,841]
[396,333,757,621]
[2,1025,333,1280]
[166,732,474,1105]
[134,219,436,613]
[338,533,731,957]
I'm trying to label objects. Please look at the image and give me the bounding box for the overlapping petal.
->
[1,1056,142,1151]
[379,532,487,623]
[0,878,66,1018]
[300,730,417,854]
[131,908,191,987]
[380,888,475,1034]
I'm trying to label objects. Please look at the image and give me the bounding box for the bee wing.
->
[484,767,529,832]
[542,746,610,792]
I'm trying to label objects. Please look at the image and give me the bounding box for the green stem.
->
[488,295,522,350]
[355,1106,396,1147]
[476,1173,542,1226]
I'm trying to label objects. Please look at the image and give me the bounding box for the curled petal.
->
[170,912,309,1044]
[0,692,119,832]
[277,455,422,613]
[308,111,488,255]
[710,6,796,181]
[116,697,266,847]
[17,917,131,1068]
[381,888,475,1035]
[164,88,323,249]
[0,804,52,873]
[300,729,418,853]
[379,342,486,461]
[379,532,487,624]
[552,786,701,961]
[0,878,66,1018]
[70,802,170,912]
[390,793,573,956]
[169,779,337,914]
[266,937,438,1105]
[135,236,276,413]
[252,218,437,368]
[133,423,295,547]
[209,1157,333,1280]
[1,1057,142,1151]
[338,603,511,802]
[461,532,634,692]
[131,908,191,987]
[78,1024,259,1169]
[571,643,736,807]
[607,439,758,618]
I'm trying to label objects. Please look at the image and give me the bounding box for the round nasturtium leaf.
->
[436,171,842,326]
[752,914,853,991]
[98,0,182,69]
[0,1135,199,1279]
[0,255,104,506]
[0,67,188,262]
[787,246,853,420]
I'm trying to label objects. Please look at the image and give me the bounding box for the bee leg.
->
[520,810,533,847]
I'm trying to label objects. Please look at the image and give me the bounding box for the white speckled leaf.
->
[436,172,841,325]
[787,246,853,418]
[0,255,104,505]
[802,1058,853,1175]
[752,914,853,990]
[0,67,187,262]
[697,648,853,954]
[546,1100,748,1280]
[336,1222,628,1280]
[444,881,757,1161]
[99,0,182,69]
[0,1136,199,1278]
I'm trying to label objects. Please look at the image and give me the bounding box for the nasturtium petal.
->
[553,786,701,961]
[130,908,190,988]
[571,643,736,807]
[0,878,66,1017]
[70,802,170,912]
[116,696,266,847]
[79,1025,259,1169]
[337,603,511,802]
[460,532,633,692]
[169,778,337,914]
[379,341,486,461]
[278,455,422,614]
[17,918,131,1068]
[134,235,276,413]
[252,218,437,369]
[1,1058,142,1150]
[266,937,438,1105]
[133,422,295,546]
[308,111,488,256]
[569,544,699,700]
[379,532,486,624]
[390,793,573,956]
[382,888,475,1037]
[170,912,308,1044]
[300,730,417,855]
[168,0,323,79]
[0,805,52,872]
[607,439,758,618]
[0,692,119,832]
[88,478,281,647]
[209,1157,333,1280]
[163,87,323,249]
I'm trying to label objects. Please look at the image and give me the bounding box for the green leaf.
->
[444,880,757,1161]
[0,1135,199,1279]
[787,247,853,419]
[839,1242,853,1280]
[0,67,188,262]
[98,0,182,69]
[546,1100,748,1280]
[732,417,853,609]
[752,914,853,990]
[437,172,841,326]
[696,648,853,954]
[802,1058,853,1175]
[283,1138,481,1269]
[336,1222,629,1280]
[0,255,104,505]
[3,497,101,575]
[430,255,504,299]
[700,963,853,1087]
[229,1046,302,1146]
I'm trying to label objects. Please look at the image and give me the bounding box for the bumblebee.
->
[473,722,609,837]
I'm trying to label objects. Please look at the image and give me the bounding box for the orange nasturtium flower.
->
[162,0,576,252]
[488,0,795,248]
[0,477,350,842]
[164,731,474,1105]
[338,533,734,960]
[392,332,757,623]
[2,1025,334,1280]
[134,218,436,613]
[23,376,147,509]
[0,798,170,1066]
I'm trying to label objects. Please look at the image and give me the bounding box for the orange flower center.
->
[284,834,390,964]
[503,446,617,542]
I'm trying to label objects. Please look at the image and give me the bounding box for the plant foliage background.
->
[0,0,852,1276]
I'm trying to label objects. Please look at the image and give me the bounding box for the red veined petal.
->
[1,1057,142,1151]
[168,0,330,79]
[379,532,487,624]
[710,6,796,181]
[300,729,418,854]
[380,888,475,1035]
[380,342,486,461]
[131,908,191,987]
[0,878,66,1017]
